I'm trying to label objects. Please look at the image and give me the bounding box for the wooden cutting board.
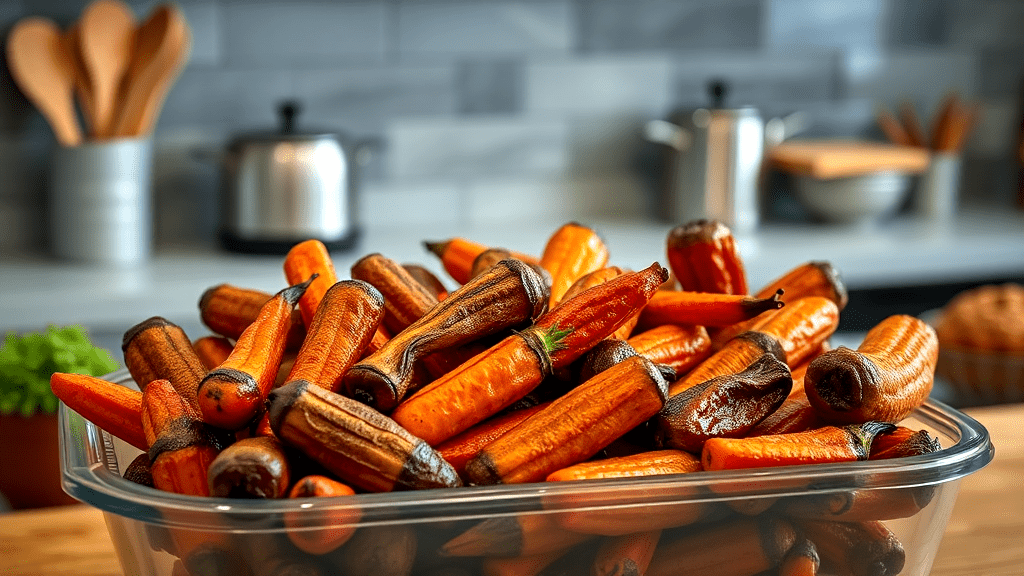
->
[769,139,931,179]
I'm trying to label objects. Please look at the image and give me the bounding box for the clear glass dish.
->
[60,369,993,576]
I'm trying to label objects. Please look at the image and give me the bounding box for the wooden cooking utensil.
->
[111,4,191,138]
[876,108,913,147]
[62,23,96,135]
[77,0,135,138]
[5,17,82,146]
[931,92,961,151]
[898,101,928,148]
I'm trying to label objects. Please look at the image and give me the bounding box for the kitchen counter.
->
[0,403,1020,576]
[2,207,1024,333]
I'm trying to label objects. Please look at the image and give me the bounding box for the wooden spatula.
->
[111,4,190,138]
[5,17,82,146]
[77,0,135,138]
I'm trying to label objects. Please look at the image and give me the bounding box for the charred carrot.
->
[470,247,514,279]
[546,449,701,482]
[796,520,904,576]
[206,435,290,499]
[122,317,207,413]
[702,421,896,471]
[655,354,793,452]
[50,372,147,451]
[142,379,221,497]
[755,297,840,368]
[442,513,592,557]
[627,324,712,375]
[806,314,937,424]
[391,263,668,445]
[780,539,820,576]
[283,280,384,394]
[345,259,549,411]
[436,402,550,479]
[198,278,312,430]
[593,530,661,576]
[402,263,448,300]
[268,380,461,492]
[192,336,234,371]
[122,453,153,487]
[637,289,783,331]
[869,426,941,459]
[351,253,438,335]
[539,222,610,307]
[284,475,359,555]
[198,284,306,351]
[668,331,786,397]
[573,338,639,385]
[646,516,796,576]
[560,266,642,339]
[425,237,540,285]
[666,219,748,295]
[745,394,822,437]
[465,355,668,485]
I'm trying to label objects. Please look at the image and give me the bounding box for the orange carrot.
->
[284,475,359,555]
[539,222,610,307]
[666,219,748,295]
[351,253,438,335]
[50,372,147,451]
[546,449,701,482]
[869,426,941,460]
[442,513,592,557]
[198,284,306,351]
[628,324,712,375]
[780,539,820,576]
[560,266,639,339]
[436,402,551,479]
[646,516,796,576]
[192,336,234,371]
[283,239,339,329]
[746,393,822,437]
[592,530,662,576]
[425,237,539,285]
[668,331,785,397]
[637,289,784,330]
[142,379,221,497]
[755,296,840,368]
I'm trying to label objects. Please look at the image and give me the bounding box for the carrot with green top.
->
[390,262,668,446]
[283,239,339,329]
[540,222,610,308]
[50,372,147,451]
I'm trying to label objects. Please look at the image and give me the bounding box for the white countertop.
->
[2,207,1024,334]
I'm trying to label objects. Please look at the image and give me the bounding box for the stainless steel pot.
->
[217,101,364,254]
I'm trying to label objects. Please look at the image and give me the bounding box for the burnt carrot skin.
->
[344,259,549,412]
[436,401,551,480]
[198,284,306,351]
[655,354,793,453]
[592,530,662,576]
[668,331,786,397]
[573,338,640,385]
[122,317,207,414]
[869,426,941,459]
[402,263,449,300]
[637,289,784,330]
[666,219,748,295]
[540,222,610,307]
[754,297,840,368]
[198,278,312,430]
[142,379,221,497]
[192,336,234,371]
[628,324,712,375]
[646,516,797,576]
[442,513,592,557]
[425,237,540,285]
[780,539,820,576]
[283,239,339,329]
[464,355,668,485]
[50,372,147,451]
[795,520,905,576]
[546,449,702,482]
[122,453,153,487]
[351,253,438,335]
[283,280,385,394]
[391,263,668,445]
[702,421,896,471]
[284,475,359,555]
[207,435,290,498]
[806,315,938,425]
[745,393,823,437]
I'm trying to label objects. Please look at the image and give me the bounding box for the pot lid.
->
[230,100,341,143]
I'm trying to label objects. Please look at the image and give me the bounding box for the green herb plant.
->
[0,326,119,417]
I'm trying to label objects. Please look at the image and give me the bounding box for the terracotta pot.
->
[0,413,78,509]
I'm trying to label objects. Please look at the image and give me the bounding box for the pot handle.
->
[643,120,691,152]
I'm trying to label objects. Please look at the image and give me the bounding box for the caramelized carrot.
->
[869,426,941,460]
[702,421,896,471]
[207,435,290,499]
[666,219,748,295]
[805,315,938,424]
[122,317,207,413]
[646,516,796,576]
[283,239,339,329]
[746,393,823,437]
[425,237,539,285]
[668,331,786,397]
[470,247,514,279]
[539,222,610,307]
[592,530,661,576]
[50,372,147,451]
[560,266,640,339]
[351,253,438,335]
[402,263,449,300]
[442,513,592,557]
[782,485,938,522]
[639,290,781,331]
[284,475,359,555]
[780,539,820,576]
[192,336,234,371]
[283,279,385,394]
[198,284,306,351]
[546,449,701,482]
[122,453,153,487]
[627,324,712,375]
[198,278,312,430]
[436,402,551,479]
[142,379,220,497]
[547,486,721,536]
[392,263,668,445]
[796,520,904,576]
[751,297,839,368]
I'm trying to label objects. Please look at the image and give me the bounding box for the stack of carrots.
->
[51,221,940,576]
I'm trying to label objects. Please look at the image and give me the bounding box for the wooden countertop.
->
[1,404,1020,576]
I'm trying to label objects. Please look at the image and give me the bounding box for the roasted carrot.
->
[655,354,793,452]
[573,338,639,385]
[198,278,312,430]
[470,247,514,279]
[198,284,306,351]
[627,324,712,375]
[351,253,438,335]
[780,539,820,576]
[50,372,147,451]
[238,533,326,576]
[436,402,551,480]
[403,263,449,300]
[361,325,391,358]
[142,379,221,497]
[782,485,938,522]
[425,237,540,285]
[546,449,701,482]
[702,421,896,471]
[122,316,207,414]
[637,289,784,331]
[344,258,549,411]
[869,426,941,459]
[207,435,290,499]
[391,263,668,445]
[283,239,339,329]
[442,513,592,557]
[548,489,720,537]
[560,266,641,339]
[805,315,938,424]
[646,516,796,576]
[666,219,748,295]
[540,222,610,307]
[668,330,786,397]
[747,297,839,368]
[592,530,661,576]
[796,520,904,576]
[283,279,385,394]
[192,336,234,371]
[284,475,359,555]
[745,394,822,437]
[329,525,417,576]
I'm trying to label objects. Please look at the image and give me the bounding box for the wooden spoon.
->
[77,0,135,138]
[62,23,96,135]
[111,4,191,138]
[5,17,82,146]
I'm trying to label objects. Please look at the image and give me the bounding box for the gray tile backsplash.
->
[1,0,1022,251]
